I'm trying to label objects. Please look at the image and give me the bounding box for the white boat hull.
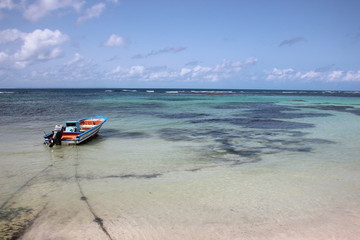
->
[61,125,101,144]
[44,116,107,146]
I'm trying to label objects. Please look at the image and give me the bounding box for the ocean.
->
[1,88,360,240]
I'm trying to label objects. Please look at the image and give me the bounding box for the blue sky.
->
[1,0,360,90]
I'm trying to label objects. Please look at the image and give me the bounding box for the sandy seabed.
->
[2,153,360,240]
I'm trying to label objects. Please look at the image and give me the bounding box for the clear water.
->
[1,89,360,239]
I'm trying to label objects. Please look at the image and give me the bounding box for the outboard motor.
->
[49,124,63,147]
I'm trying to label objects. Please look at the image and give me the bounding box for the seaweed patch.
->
[0,207,33,222]
[156,113,210,119]
[157,126,334,168]
[158,128,200,141]
[0,164,52,210]
[148,97,207,102]
[301,105,360,116]
[103,173,162,179]
[212,102,277,110]
[0,207,36,240]
[215,139,262,157]
[213,101,333,119]
[102,129,151,139]
[190,118,315,129]
[240,109,332,119]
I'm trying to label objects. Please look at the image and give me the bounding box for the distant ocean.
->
[1,88,360,240]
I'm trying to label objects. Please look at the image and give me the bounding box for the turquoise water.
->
[1,89,360,239]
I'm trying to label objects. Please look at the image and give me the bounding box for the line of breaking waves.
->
[1,88,360,97]
[100,89,360,97]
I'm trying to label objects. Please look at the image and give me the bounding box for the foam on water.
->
[1,89,360,239]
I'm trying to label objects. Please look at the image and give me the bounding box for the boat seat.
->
[81,125,96,128]
[61,132,79,139]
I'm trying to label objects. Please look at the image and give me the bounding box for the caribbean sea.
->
[1,88,360,239]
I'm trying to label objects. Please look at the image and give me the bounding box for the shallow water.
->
[1,89,360,240]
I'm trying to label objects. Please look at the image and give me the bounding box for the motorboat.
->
[44,116,107,147]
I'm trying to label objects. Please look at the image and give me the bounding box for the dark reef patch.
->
[156,113,210,119]
[186,168,202,172]
[101,128,151,139]
[119,102,166,110]
[0,207,36,240]
[230,157,262,166]
[90,102,167,117]
[212,101,278,110]
[0,207,33,222]
[214,102,332,119]
[348,109,360,116]
[215,139,262,158]
[148,97,208,101]
[103,173,162,179]
[300,105,360,116]
[158,128,199,142]
[190,118,315,129]
[157,126,335,167]
[212,101,333,119]
[240,109,332,119]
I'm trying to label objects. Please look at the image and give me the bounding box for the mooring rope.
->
[16,203,49,239]
[0,149,56,240]
[0,157,53,210]
[73,146,114,240]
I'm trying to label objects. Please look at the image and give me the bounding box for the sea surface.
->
[1,88,360,240]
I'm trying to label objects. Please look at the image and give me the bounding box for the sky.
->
[0,0,360,90]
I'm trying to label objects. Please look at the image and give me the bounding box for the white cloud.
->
[108,58,258,82]
[14,29,68,67]
[180,68,192,76]
[22,57,100,84]
[133,46,186,59]
[327,71,343,82]
[0,51,9,63]
[111,65,124,74]
[214,58,258,73]
[147,71,177,81]
[299,71,322,80]
[23,0,84,22]
[77,2,105,24]
[104,34,127,47]
[128,65,145,76]
[57,53,100,82]
[266,68,360,82]
[0,28,68,69]
[0,28,25,43]
[343,71,360,82]
[279,37,307,47]
[0,0,16,9]
[0,0,23,21]
[266,68,295,80]
[65,53,84,66]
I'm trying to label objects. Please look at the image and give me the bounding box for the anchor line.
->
[0,150,55,239]
[73,146,114,240]
[0,155,54,210]
[16,203,49,239]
